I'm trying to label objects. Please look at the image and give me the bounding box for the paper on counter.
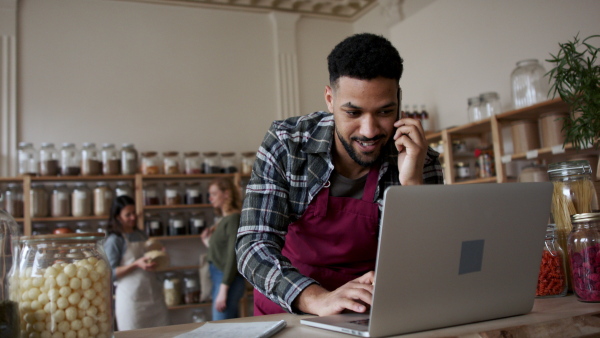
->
[174,320,287,338]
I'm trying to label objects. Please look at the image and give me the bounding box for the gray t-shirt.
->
[328,170,368,199]
[103,229,147,280]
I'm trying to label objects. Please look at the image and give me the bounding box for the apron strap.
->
[314,181,330,218]
[361,162,381,203]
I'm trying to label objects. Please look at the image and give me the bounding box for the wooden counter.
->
[114,295,600,338]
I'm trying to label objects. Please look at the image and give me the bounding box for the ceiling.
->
[118,0,379,20]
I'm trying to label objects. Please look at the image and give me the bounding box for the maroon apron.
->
[253,165,381,315]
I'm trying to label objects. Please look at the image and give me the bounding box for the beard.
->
[335,128,386,168]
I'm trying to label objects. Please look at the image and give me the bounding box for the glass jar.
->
[191,308,208,323]
[81,143,101,176]
[479,92,502,117]
[71,183,92,217]
[163,272,182,307]
[220,152,238,173]
[93,182,113,217]
[455,162,470,180]
[536,224,568,298]
[164,183,182,206]
[141,151,161,175]
[60,143,81,176]
[452,140,467,154]
[120,143,138,175]
[1,209,20,337]
[50,183,71,217]
[3,183,23,218]
[467,97,483,122]
[185,182,202,205]
[97,221,108,234]
[168,212,186,236]
[163,152,181,175]
[184,152,202,175]
[145,212,164,237]
[75,221,95,233]
[115,181,133,198]
[202,152,221,174]
[143,183,161,206]
[511,59,549,109]
[101,143,121,176]
[39,142,60,176]
[568,213,600,302]
[18,142,38,176]
[29,184,49,218]
[241,152,256,176]
[476,150,495,178]
[32,223,52,235]
[188,212,206,235]
[548,160,598,252]
[14,233,113,337]
[183,271,200,304]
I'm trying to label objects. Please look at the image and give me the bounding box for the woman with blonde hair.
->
[201,177,245,320]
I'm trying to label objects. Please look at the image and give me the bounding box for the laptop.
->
[301,182,553,337]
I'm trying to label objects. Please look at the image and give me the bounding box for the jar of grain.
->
[143,183,161,206]
[3,183,24,218]
[141,151,161,175]
[93,182,113,217]
[39,142,60,176]
[115,181,133,198]
[539,112,568,148]
[71,183,92,217]
[50,183,71,217]
[163,151,181,175]
[183,152,202,175]
[164,272,182,306]
[30,184,49,218]
[101,143,121,176]
[120,143,138,175]
[60,143,81,176]
[241,152,256,175]
[164,183,182,206]
[81,142,101,176]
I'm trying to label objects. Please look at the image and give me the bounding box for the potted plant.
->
[546,34,600,149]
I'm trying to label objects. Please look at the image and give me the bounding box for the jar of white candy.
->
[12,233,113,338]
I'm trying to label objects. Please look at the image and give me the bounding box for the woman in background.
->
[103,195,169,330]
[201,178,246,320]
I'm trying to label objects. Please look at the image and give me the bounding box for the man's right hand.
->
[293,271,375,316]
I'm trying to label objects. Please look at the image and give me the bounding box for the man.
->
[236,33,443,317]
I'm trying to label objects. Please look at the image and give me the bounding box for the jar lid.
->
[241,152,256,157]
[18,142,33,148]
[21,232,105,242]
[571,213,600,223]
[141,151,158,157]
[203,152,218,157]
[547,160,592,178]
[220,152,235,157]
[468,96,481,105]
[184,151,200,157]
[479,92,499,100]
[82,142,96,148]
[102,143,115,148]
[62,142,76,148]
[41,142,55,148]
[122,143,135,148]
[163,151,179,156]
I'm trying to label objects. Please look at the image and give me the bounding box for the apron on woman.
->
[115,237,169,330]
[254,164,381,315]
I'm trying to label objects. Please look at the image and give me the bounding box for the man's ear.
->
[324,85,334,113]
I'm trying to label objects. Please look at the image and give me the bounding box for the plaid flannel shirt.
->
[236,111,443,313]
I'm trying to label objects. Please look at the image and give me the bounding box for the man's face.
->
[325,76,399,168]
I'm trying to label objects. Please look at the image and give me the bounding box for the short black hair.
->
[327,33,403,88]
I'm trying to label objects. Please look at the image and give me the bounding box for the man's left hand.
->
[393,118,427,185]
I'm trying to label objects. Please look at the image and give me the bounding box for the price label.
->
[501,155,513,164]
[526,150,539,159]
[551,145,565,154]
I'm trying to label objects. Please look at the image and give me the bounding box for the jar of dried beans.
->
[51,184,71,217]
[120,143,138,175]
[536,224,568,298]
[183,152,202,175]
[101,143,121,176]
[60,143,81,176]
[81,143,101,176]
[39,142,60,176]
[568,213,600,302]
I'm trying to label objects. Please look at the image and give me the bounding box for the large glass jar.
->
[183,152,202,175]
[3,183,23,218]
[185,182,202,205]
[188,212,206,235]
[241,152,256,176]
[202,152,221,174]
[29,184,49,218]
[39,142,60,176]
[479,92,502,117]
[163,152,181,175]
[168,212,186,236]
[467,97,483,122]
[1,209,20,338]
[18,142,38,176]
[511,59,549,109]
[115,181,133,198]
[220,152,238,173]
[145,212,164,237]
[120,143,138,175]
[60,143,81,176]
[13,233,113,337]
[141,151,161,175]
[163,272,181,307]
[81,143,101,176]
[51,183,71,217]
[143,183,161,206]
[164,183,182,206]
[93,182,113,217]
[101,143,121,176]
[568,213,600,302]
[536,224,568,298]
[71,183,92,217]
[183,271,200,304]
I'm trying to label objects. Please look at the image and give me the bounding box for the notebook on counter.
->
[301,182,553,337]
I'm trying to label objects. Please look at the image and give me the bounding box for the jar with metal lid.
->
[81,142,101,176]
[183,271,200,304]
[202,152,221,174]
[18,142,38,176]
[185,182,202,205]
[511,59,549,109]
[39,142,59,176]
[75,221,95,233]
[220,152,238,173]
[163,272,182,306]
[120,143,138,175]
[141,151,161,175]
[31,223,52,235]
[145,212,164,237]
[93,182,113,216]
[60,143,81,176]
[143,183,161,206]
[50,183,71,217]
[241,152,256,176]
[568,213,600,302]
[164,182,182,206]
[101,143,121,176]
[163,151,181,175]
[71,183,92,217]
[536,224,568,298]
[115,181,133,198]
[168,212,186,236]
[188,212,206,235]
[13,233,113,337]
[1,209,20,337]
[548,160,599,253]
[479,92,502,117]
[184,152,202,175]
[454,162,470,180]
[3,183,23,218]
[29,184,49,218]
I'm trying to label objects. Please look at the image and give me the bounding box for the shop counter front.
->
[115,295,600,338]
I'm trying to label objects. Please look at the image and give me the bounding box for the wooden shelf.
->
[495,97,568,122]
[31,215,109,222]
[30,175,136,182]
[143,204,211,210]
[150,235,202,240]
[141,173,238,180]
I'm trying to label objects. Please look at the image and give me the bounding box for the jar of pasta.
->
[536,224,568,298]
[12,233,113,337]
[568,213,600,302]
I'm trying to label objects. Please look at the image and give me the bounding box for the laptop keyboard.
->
[350,319,369,326]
